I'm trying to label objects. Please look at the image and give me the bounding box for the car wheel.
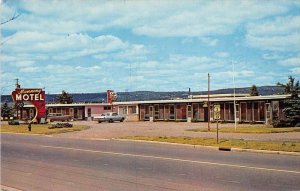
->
[109,119,113,123]
[98,121,101,123]
[120,118,124,122]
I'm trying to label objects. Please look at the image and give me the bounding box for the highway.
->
[1,133,300,191]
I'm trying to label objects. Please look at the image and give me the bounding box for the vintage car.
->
[96,112,125,123]
[47,113,72,122]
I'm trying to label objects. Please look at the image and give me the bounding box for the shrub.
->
[8,120,20,125]
[272,120,293,128]
[49,123,73,129]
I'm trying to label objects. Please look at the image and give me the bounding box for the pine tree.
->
[250,85,259,96]
[283,99,300,126]
[277,76,300,127]
[56,90,73,104]
[1,102,13,119]
[277,76,299,98]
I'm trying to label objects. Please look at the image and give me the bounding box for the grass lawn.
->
[187,125,300,134]
[0,124,89,135]
[123,136,300,152]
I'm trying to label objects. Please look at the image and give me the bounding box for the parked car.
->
[47,113,72,122]
[97,112,125,123]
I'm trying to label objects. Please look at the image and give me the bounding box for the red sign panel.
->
[11,88,46,121]
[107,90,117,104]
[107,90,112,104]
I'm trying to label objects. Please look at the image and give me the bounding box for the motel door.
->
[149,106,154,118]
[169,105,175,120]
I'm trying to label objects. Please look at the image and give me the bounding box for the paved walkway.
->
[53,121,300,142]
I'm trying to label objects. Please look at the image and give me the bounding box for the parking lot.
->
[53,121,300,142]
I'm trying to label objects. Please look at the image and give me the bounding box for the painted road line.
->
[40,145,300,175]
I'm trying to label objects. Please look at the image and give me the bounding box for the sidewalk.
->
[53,121,300,142]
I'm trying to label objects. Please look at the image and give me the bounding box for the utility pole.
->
[232,61,237,131]
[208,73,210,131]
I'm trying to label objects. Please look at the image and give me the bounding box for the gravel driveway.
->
[53,121,300,142]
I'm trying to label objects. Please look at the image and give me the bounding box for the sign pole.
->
[217,120,219,144]
[213,104,221,144]
[208,73,210,131]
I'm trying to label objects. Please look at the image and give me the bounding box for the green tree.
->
[276,76,300,127]
[56,90,73,104]
[249,85,259,96]
[282,99,300,126]
[1,102,13,119]
[277,76,299,98]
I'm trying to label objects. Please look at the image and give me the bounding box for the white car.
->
[97,112,125,123]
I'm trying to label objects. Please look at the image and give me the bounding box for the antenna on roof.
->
[15,78,20,88]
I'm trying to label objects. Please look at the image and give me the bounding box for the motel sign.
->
[11,88,46,122]
[14,89,45,101]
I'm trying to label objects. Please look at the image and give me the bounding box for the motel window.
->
[128,106,137,114]
[119,106,127,115]
[104,106,112,110]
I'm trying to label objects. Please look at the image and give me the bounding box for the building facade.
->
[17,94,289,124]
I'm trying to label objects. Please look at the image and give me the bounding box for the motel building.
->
[17,93,289,124]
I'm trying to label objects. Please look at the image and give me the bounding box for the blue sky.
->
[1,0,300,95]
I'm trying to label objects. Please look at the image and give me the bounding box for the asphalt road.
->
[1,133,300,191]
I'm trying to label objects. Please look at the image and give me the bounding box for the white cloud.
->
[2,32,146,61]
[279,56,300,66]
[247,16,300,36]
[132,1,290,37]
[214,52,230,58]
[246,15,300,51]
[199,37,219,46]
[246,32,300,51]
[262,53,282,60]
[19,66,39,73]
[10,60,35,67]
[4,32,126,54]
[291,67,300,74]
[138,61,160,68]
[2,0,292,37]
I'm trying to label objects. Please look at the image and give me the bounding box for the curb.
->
[116,139,300,156]
[1,185,22,191]
[115,138,219,150]
[231,148,300,156]
[0,132,50,136]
